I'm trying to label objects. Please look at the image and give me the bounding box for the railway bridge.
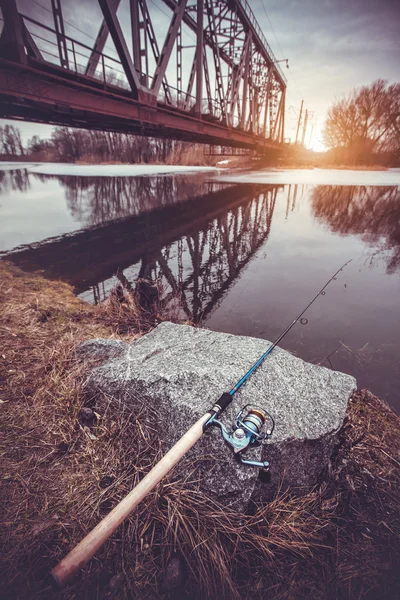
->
[0,0,287,150]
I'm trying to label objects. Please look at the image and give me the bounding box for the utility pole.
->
[301,109,308,146]
[295,100,303,144]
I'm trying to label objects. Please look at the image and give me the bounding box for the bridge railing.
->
[22,14,130,88]
[21,14,245,131]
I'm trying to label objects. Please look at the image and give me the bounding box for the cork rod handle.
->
[51,412,212,588]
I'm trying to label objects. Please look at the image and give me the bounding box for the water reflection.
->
[312,185,400,273]
[96,188,278,322]
[43,174,215,226]
[5,182,280,322]
[5,179,400,319]
[0,169,218,239]
[0,168,30,193]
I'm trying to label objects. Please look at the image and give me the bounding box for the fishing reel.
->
[206,404,274,469]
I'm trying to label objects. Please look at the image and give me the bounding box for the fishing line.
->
[229,259,352,395]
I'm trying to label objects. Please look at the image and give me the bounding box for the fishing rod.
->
[50,260,351,588]
[204,259,352,466]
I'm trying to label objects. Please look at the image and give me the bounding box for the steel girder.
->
[0,0,287,145]
[156,0,287,140]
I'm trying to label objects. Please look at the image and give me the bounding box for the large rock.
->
[77,322,356,511]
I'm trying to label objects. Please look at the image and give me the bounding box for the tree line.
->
[0,125,216,165]
[323,79,400,165]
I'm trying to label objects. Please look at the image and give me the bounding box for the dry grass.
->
[97,280,190,335]
[1,262,399,599]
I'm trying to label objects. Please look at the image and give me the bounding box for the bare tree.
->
[0,124,25,156]
[324,80,400,164]
[1,121,214,165]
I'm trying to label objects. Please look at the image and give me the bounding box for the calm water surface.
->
[1,165,399,411]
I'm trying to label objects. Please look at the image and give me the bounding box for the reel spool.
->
[206,404,274,469]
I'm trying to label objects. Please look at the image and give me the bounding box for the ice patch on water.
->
[1,162,399,186]
[0,162,39,171]
[0,162,218,177]
[216,168,400,187]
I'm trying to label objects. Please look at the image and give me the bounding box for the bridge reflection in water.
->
[4,177,281,323]
[92,186,278,322]
[5,176,399,326]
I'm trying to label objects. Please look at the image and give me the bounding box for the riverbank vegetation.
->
[1,262,399,599]
[0,124,238,166]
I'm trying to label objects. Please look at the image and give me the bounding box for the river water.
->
[1,163,399,411]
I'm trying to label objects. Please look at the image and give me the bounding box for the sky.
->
[2,0,400,151]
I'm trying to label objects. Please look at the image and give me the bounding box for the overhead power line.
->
[259,0,285,60]
[259,0,300,92]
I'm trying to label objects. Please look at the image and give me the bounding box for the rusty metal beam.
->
[229,34,250,126]
[280,89,286,142]
[85,0,121,77]
[240,31,251,129]
[152,0,188,96]
[138,0,172,103]
[205,0,226,122]
[98,0,143,98]
[22,20,43,61]
[50,0,69,69]
[183,52,196,111]
[0,59,282,151]
[195,0,203,117]
[263,70,272,137]
[130,0,141,77]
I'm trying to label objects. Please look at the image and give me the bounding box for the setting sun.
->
[309,136,328,153]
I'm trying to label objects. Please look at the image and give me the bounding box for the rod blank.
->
[229,259,352,395]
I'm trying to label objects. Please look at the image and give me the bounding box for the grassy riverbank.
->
[1,262,399,600]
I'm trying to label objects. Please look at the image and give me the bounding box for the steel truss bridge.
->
[0,0,287,149]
